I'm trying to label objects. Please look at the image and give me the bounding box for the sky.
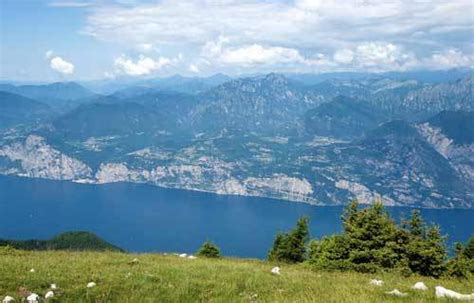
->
[0,0,473,81]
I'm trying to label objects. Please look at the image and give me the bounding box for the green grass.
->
[0,250,472,302]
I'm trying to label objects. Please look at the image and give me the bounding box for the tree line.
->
[267,200,474,278]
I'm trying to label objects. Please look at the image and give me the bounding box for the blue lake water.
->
[0,175,473,258]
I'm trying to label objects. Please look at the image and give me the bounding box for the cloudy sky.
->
[1,0,472,81]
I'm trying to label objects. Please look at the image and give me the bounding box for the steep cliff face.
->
[0,135,92,180]
[417,111,474,184]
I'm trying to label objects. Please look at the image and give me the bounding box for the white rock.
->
[29,268,35,273]
[435,286,474,300]
[179,253,187,258]
[188,255,197,259]
[87,282,97,288]
[412,282,428,291]
[369,279,383,286]
[44,291,54,299]
[50,284,57,290]
[0,135,92,180]
[271,267,280,275]
[385,289,407,297]
[26,293,39,303]
[2,296,15,303]
[130,258,139,264]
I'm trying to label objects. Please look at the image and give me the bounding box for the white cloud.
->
[114,54,179,76]
[188,64,200,73]
[333,49,354,64]
[197,36,335,72]
[356,43,403,66]
[136,43,154,52]
[83,0,472,48]
[45,50,54,59]
[218,44,305,66]
[80,0,473,73]
[427,49,473,69]
[352,42,418,71]
[49,56,75,74]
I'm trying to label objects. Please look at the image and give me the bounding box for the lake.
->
[0,175,472,258]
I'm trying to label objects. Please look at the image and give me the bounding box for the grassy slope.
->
[0,250,472,302]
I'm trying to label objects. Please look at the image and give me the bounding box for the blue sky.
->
[1,0,472,81]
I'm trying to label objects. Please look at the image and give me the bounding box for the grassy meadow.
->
[1,249,473,302]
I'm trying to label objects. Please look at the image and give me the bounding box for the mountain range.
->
[0,70,472,208]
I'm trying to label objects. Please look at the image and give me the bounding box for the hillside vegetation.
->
[1,249,473,302]
[0,231,123,252]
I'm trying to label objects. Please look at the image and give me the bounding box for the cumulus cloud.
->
[202,37,305,66]
[46,51,75,74]
[114,54,181,76]
[427,49,473,69]
[355,42,416,70]
[220,44,305,65]
[80,0,472,73]
[188,64,200,73]
[333,49,354,64]
[198,36,334,72]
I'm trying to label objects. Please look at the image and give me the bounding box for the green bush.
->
[197,241,221,258]
[0,245,24,256]
[446,257,472,279]
[268,217,309,263]
[269,200,468,278]
[405,213,447,277]
[463,236,474,259]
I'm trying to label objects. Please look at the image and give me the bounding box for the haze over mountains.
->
[0,70,473,208]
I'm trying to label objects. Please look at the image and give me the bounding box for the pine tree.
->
[267,217,309,263]
[286,216,309,263]
[446,242,471,279]
[267,233,286,262]
[406,210,425,237]
[197,241,221,258]
[454,242,464,258]
[463,236,474,259]
[406,224,447,277]
[342,199,359,233]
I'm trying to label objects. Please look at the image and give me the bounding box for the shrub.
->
[463,236,474,259]
[197,241,221,258]
[268,216,309,263]
[446,257,471,279]
[308,235,351,270]
[0,245,24,256]
[269,199,464,278]
[405,213,447,277]
[343,201,403,270]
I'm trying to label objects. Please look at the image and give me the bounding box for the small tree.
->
[197,241,221,258]
[463,236,474,259]
[308,235,351,271]
[267,216,309,263]
[344,202,402,271]
[406,210,425,237]
[267,233,286,262]
[406,224,447,277]
[446,242,471,279]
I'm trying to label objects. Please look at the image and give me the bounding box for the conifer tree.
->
[267,217,309,263]
[197,241,221,258]
[463,236,474,259]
